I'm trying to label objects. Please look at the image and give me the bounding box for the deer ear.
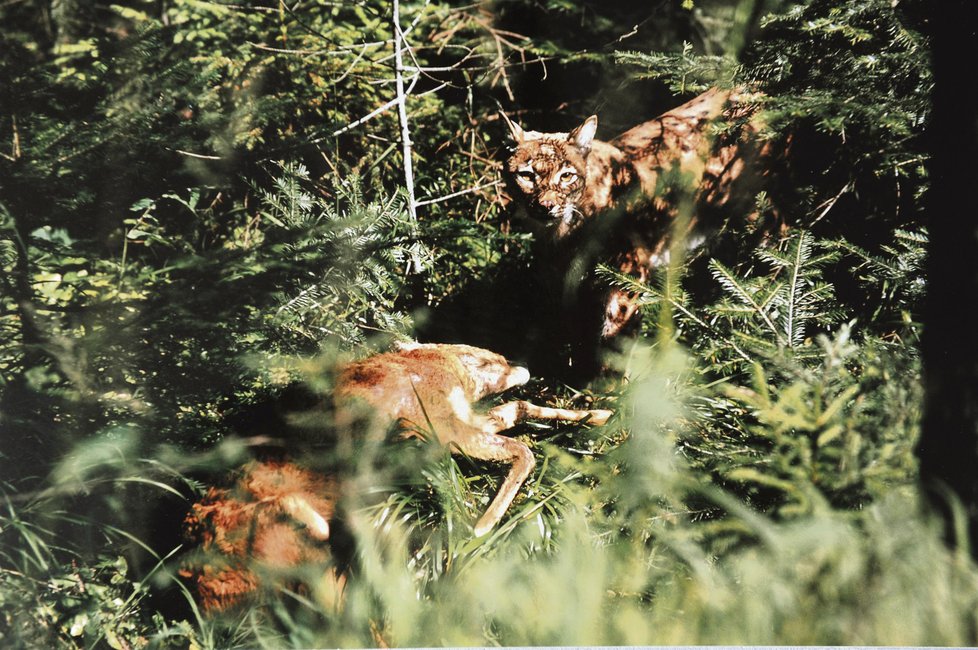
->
[568,115,598,153]
[499,110,525,143]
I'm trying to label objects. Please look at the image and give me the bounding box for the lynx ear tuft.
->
[569,115,598,153]
[499,110,525,144]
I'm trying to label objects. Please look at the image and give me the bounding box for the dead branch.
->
[392,0,419,234]
[415,180,504,208]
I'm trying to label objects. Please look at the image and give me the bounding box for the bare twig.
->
[400,0,431,41]
[248,41,388,56]
[11,115,21,160]
[392,0,419,232]
[809,182,852,225]
[318,75,456,143]
[323,74,419,139]
[415,180,504,208]
[168,148,222,160]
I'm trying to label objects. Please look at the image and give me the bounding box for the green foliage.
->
[0,486,198,649]
[615,41,740,94]
[829,228,927,326]
[696,325,920,516]
[253,163,431,348]
[0,0,972,648]
[710,231,842,352]
[0,159,427,456]
[601,231,844,371]
[746,0,930,237]
[0,553,185,649]
[600,228,921,519]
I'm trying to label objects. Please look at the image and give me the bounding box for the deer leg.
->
[487,400,613,430]
[457,403,612,537]
[453,427,537,538]
[279,495,331,541]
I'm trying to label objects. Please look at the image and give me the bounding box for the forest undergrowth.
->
[2,0,975,647]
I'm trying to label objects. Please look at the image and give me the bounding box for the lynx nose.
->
[537,190,560,209]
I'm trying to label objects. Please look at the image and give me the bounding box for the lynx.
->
[502,87,769,338]
[184,343,612,610]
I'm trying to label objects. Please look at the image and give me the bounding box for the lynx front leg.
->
[487,400,613,430]
[454,429,537,538]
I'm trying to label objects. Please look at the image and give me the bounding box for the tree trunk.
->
[918,2,978,554]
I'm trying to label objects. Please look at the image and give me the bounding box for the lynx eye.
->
[559,170,578,183]
[516,170,536,183]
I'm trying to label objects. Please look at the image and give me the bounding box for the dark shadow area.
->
[414,209,637,384]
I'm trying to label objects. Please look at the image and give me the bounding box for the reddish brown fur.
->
[181,461,339,612]
[334,343,610,538]
[184,344,612,612]
[504,88,771,337]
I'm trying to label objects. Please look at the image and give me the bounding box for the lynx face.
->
[503,114,599,238]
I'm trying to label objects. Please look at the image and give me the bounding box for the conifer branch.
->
[710,260,788,347]
[784,231,810,347]
[597,265,755,365]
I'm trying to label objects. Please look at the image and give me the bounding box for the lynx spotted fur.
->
[503,87,770,338]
